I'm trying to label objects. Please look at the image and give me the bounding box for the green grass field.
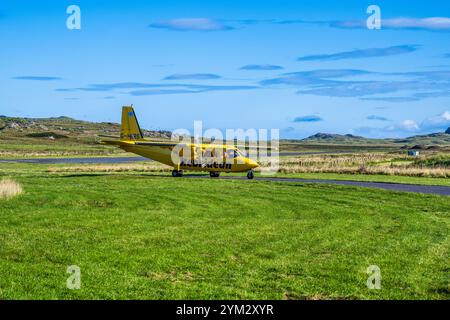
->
[0,168,448,299]
[276,172,450,186]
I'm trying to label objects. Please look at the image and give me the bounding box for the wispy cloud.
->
[389,70,450,80]
[332,17,450,31]
[367,115,388,121]
[129,85,258,96]
[163,73,221,80]
[56,82,259,96]
[149,18,233,31]
[297,80,450,98]
[362,89,450,103]
[148,16,450,33]
[82,82,166,90]
[361,96,421,103]
[12,76,62,81]
[272,17,450,32]
[414,91,450,99]
[260,69,369,86]
[129,89,199,96]
[240,64,284,71]
[262,67,450,101]
[297,45,419,62]
[293,115,323,123]
[285,69,370,78]
[146,17,450,34]
[57,83,175,92]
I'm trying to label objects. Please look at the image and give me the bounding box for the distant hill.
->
[301,133,389,144]
[393,132,450,146]
[301,130,450,147]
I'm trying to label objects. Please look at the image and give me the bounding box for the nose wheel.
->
[247,169,254,179]
[172,170,183,177]
[209,171,220,178]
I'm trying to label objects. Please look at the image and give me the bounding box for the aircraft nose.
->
[247,158,259,169]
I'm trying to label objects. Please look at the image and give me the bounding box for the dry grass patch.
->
[46,162,171,173]
[0,178,23,199]
[261,153,450,178]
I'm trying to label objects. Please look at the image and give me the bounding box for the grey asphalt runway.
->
[1,156,448,196]
[0,156,147,164]
[182,175,450,196]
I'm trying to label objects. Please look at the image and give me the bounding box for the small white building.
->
[408,150,420,157]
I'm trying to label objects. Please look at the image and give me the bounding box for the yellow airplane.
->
[102,106,259,179]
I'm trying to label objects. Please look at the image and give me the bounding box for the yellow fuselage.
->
[118,140,259,173]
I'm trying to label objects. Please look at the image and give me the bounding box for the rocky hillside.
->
[0,115,171,140]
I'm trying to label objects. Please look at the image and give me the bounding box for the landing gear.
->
[209,171,220,178]
[247,169,254,180]
[172,170,183,177]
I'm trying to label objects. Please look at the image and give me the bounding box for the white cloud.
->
[355,111,450,138]
[401,119,420,131]
[333,17,450,31]
[384,119,420,133]
[383,17,450,30]
[149,18,233,31]
[421,111,450,130]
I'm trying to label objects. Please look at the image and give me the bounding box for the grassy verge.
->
[272,172,450,187]
[0,169,448,299]
[0,140,127,158]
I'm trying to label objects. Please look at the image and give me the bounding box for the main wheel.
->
[172,170,183,177]
[209,171,220,178]
[247,169,254,179]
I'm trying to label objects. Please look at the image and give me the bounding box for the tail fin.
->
[121,106,143,140]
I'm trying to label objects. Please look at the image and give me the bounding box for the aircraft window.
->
[203,150,212,158]
[226,149,235,158]
[226,149,240,158]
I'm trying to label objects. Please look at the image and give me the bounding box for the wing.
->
[134,141,180,147]
[101,139,181,148]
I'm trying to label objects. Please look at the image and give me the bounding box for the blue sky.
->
[1,0,450,138]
